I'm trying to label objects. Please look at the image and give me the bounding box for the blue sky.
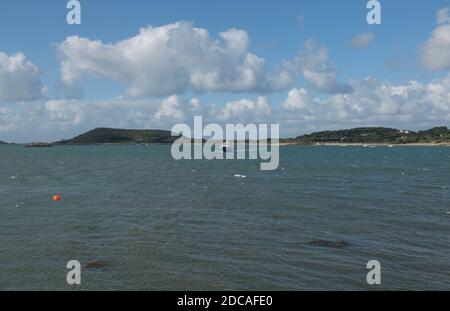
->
[1,0,450,142]
[1,1,445,89]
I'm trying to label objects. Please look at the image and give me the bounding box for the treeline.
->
[290,126,450,144]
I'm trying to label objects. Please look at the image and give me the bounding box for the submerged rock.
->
[309,240,350,249]
[85,260,106,269]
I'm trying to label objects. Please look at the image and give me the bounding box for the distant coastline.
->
[2,126,449,146]
[280,142,450,147]
[283,126,450,146]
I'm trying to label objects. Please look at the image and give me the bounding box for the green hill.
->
[0,141,6,144]
[48,126,450,145]
[402,127,450,143]
[293,126,450,144]
[55,128,180,144]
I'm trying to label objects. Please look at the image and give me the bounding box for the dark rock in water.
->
[309,240,350,249]
[25,142,52,148]
[85,260,106,269]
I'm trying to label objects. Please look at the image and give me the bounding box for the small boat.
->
[220,141,232,152]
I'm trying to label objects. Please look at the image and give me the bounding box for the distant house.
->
[399,130,411,134]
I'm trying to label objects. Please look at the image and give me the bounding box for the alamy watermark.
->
[170,116,280,171]
[367,260,381,285]
[66,0,81,25]
[367,0,381,25]
[66,260,81,285]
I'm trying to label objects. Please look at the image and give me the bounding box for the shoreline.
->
[4,142,450,147]
[278,142,450,147]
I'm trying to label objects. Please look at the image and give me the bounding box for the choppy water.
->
[1,144,450,290]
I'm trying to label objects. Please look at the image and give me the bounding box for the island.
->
[54,128,181,145]
[284,126,450,145]
[0,141,6,144]
[47,126,450,146]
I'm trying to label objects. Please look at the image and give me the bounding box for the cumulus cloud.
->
[2,73,450,142]
[215,96,272,123]
[56,21,293,98]
[0,94,276,142]
[282,88,312,111]
[154,95,186,122]
[295,40,353,94]
[349,32,375,48]
[43,99,161,131]
[281,75,450,133]
[421,8,450,71]
[0,52,43,102]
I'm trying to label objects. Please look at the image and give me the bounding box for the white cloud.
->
[282,88,311,110]
[0,95,275,142]
[437,7,450,25]
[43,99,162,131]
[154,95,185,122]
[350,32,375,48]
[2,73,450,142]
[0,52,43,102]
[281,75,450,133]
[421,24,450,71]
[421,8,450,71]
[295,40,353,94]
[56,21,293,98]
[216,96,272,123]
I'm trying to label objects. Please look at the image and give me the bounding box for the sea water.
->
[1,145,449,290]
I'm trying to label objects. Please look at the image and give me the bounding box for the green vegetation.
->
[291,126,450,145]
[55,128,180,144]
[401,127,450,144]
[52,126,450,145]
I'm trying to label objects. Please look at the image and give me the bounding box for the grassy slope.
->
[292,127,450,145]
[55,128,180,144]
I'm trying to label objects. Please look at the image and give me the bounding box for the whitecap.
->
[234,174,247,178]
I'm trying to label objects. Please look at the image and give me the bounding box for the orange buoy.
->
[53,195,62,201]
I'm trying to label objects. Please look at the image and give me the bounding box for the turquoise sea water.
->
[1,145,449,290]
